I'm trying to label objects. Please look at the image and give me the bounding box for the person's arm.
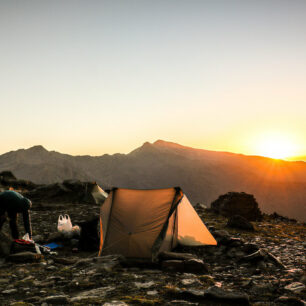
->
[22,209,32,239]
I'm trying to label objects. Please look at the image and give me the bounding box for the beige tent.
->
[91,183,108,204]
[98,187,217,259]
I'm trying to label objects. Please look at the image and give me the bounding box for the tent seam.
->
[101,188,117,254]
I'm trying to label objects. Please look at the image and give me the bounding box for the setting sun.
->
[256,134,297,160]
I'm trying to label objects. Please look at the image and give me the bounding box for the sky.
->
[0,0,305,159]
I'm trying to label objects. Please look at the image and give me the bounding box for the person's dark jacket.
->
[0,190,32,239]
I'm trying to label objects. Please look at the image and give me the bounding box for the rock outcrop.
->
[0,171,37,191]
[211,192,262,221]
[24,180,100,204]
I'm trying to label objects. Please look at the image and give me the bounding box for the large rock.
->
[184,259,209,273]
[211,192,262,221]
[7,251,44,263]
[242,243,260,254]
[204,286,250,305]
[41,295,69,305]
[213,230,231,245]
[70,286,115,302]
[275,296,306,305]
[177,286,249,305]
[227,215,255,231]
[241,249,267,262]
[158,251,195,261]
[284,282,305,293]
[103,302,128,306]
[162,260,184,272]
[162,258,209,273]
[241,248,286,268]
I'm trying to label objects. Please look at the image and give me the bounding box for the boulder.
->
[241,249,266,262]
[7,251,44,263]
[162,260,184,272]
[269,212,297,223]
[184,258,209,273]
[103,302,129,306]
[213,230,231,245]
[227,215,255,231]
[70,286,115,302]
[41,295,69,305]
[242,243,260,254]
[228,237,245,247]
[134,281,155,289]
[204,286,250,305]
[46,231,64,242]
[53,257,78,265]
[167,301,198,305]
[211,192,262,221]
[177,286,250,305]
[275,296,306,305]
[241,248,286,269]
[161,258,208,273]
[284,282,305,293]
[158,251,195,261]
[2,289,18,295]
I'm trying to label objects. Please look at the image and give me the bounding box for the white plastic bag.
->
[22,233,33,243]
[22,233,40,254]
[57,214,73,234]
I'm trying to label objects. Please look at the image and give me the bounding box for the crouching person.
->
[0,190,32,239]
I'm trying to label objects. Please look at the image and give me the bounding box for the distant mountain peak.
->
[153,139,188,150]
[129,141,155,155]
[140,140,183,150]
[27,145,48,152]
[154,139,175,146]
[130,140,177,155]
[153,139,167,145]
[142,141,152,147]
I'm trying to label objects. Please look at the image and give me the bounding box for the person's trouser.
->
[0,213,6,231]
[0,213,19,239]
[9,217,19,239]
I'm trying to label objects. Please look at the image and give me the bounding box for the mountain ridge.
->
[0,140,305,221]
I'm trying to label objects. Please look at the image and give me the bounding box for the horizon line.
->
[1,141,305,163]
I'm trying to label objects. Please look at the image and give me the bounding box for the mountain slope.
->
[0,141,305,220]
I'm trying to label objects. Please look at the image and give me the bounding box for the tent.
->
[96,187,217,260]
[91,183,108,204]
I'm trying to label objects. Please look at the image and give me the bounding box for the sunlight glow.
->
[255,133,298,160]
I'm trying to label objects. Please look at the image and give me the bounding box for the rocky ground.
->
[0,189,305,305]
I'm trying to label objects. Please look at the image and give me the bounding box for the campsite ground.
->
[0,199,305,305]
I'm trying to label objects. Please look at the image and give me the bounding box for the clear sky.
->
[0,0,305,159]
